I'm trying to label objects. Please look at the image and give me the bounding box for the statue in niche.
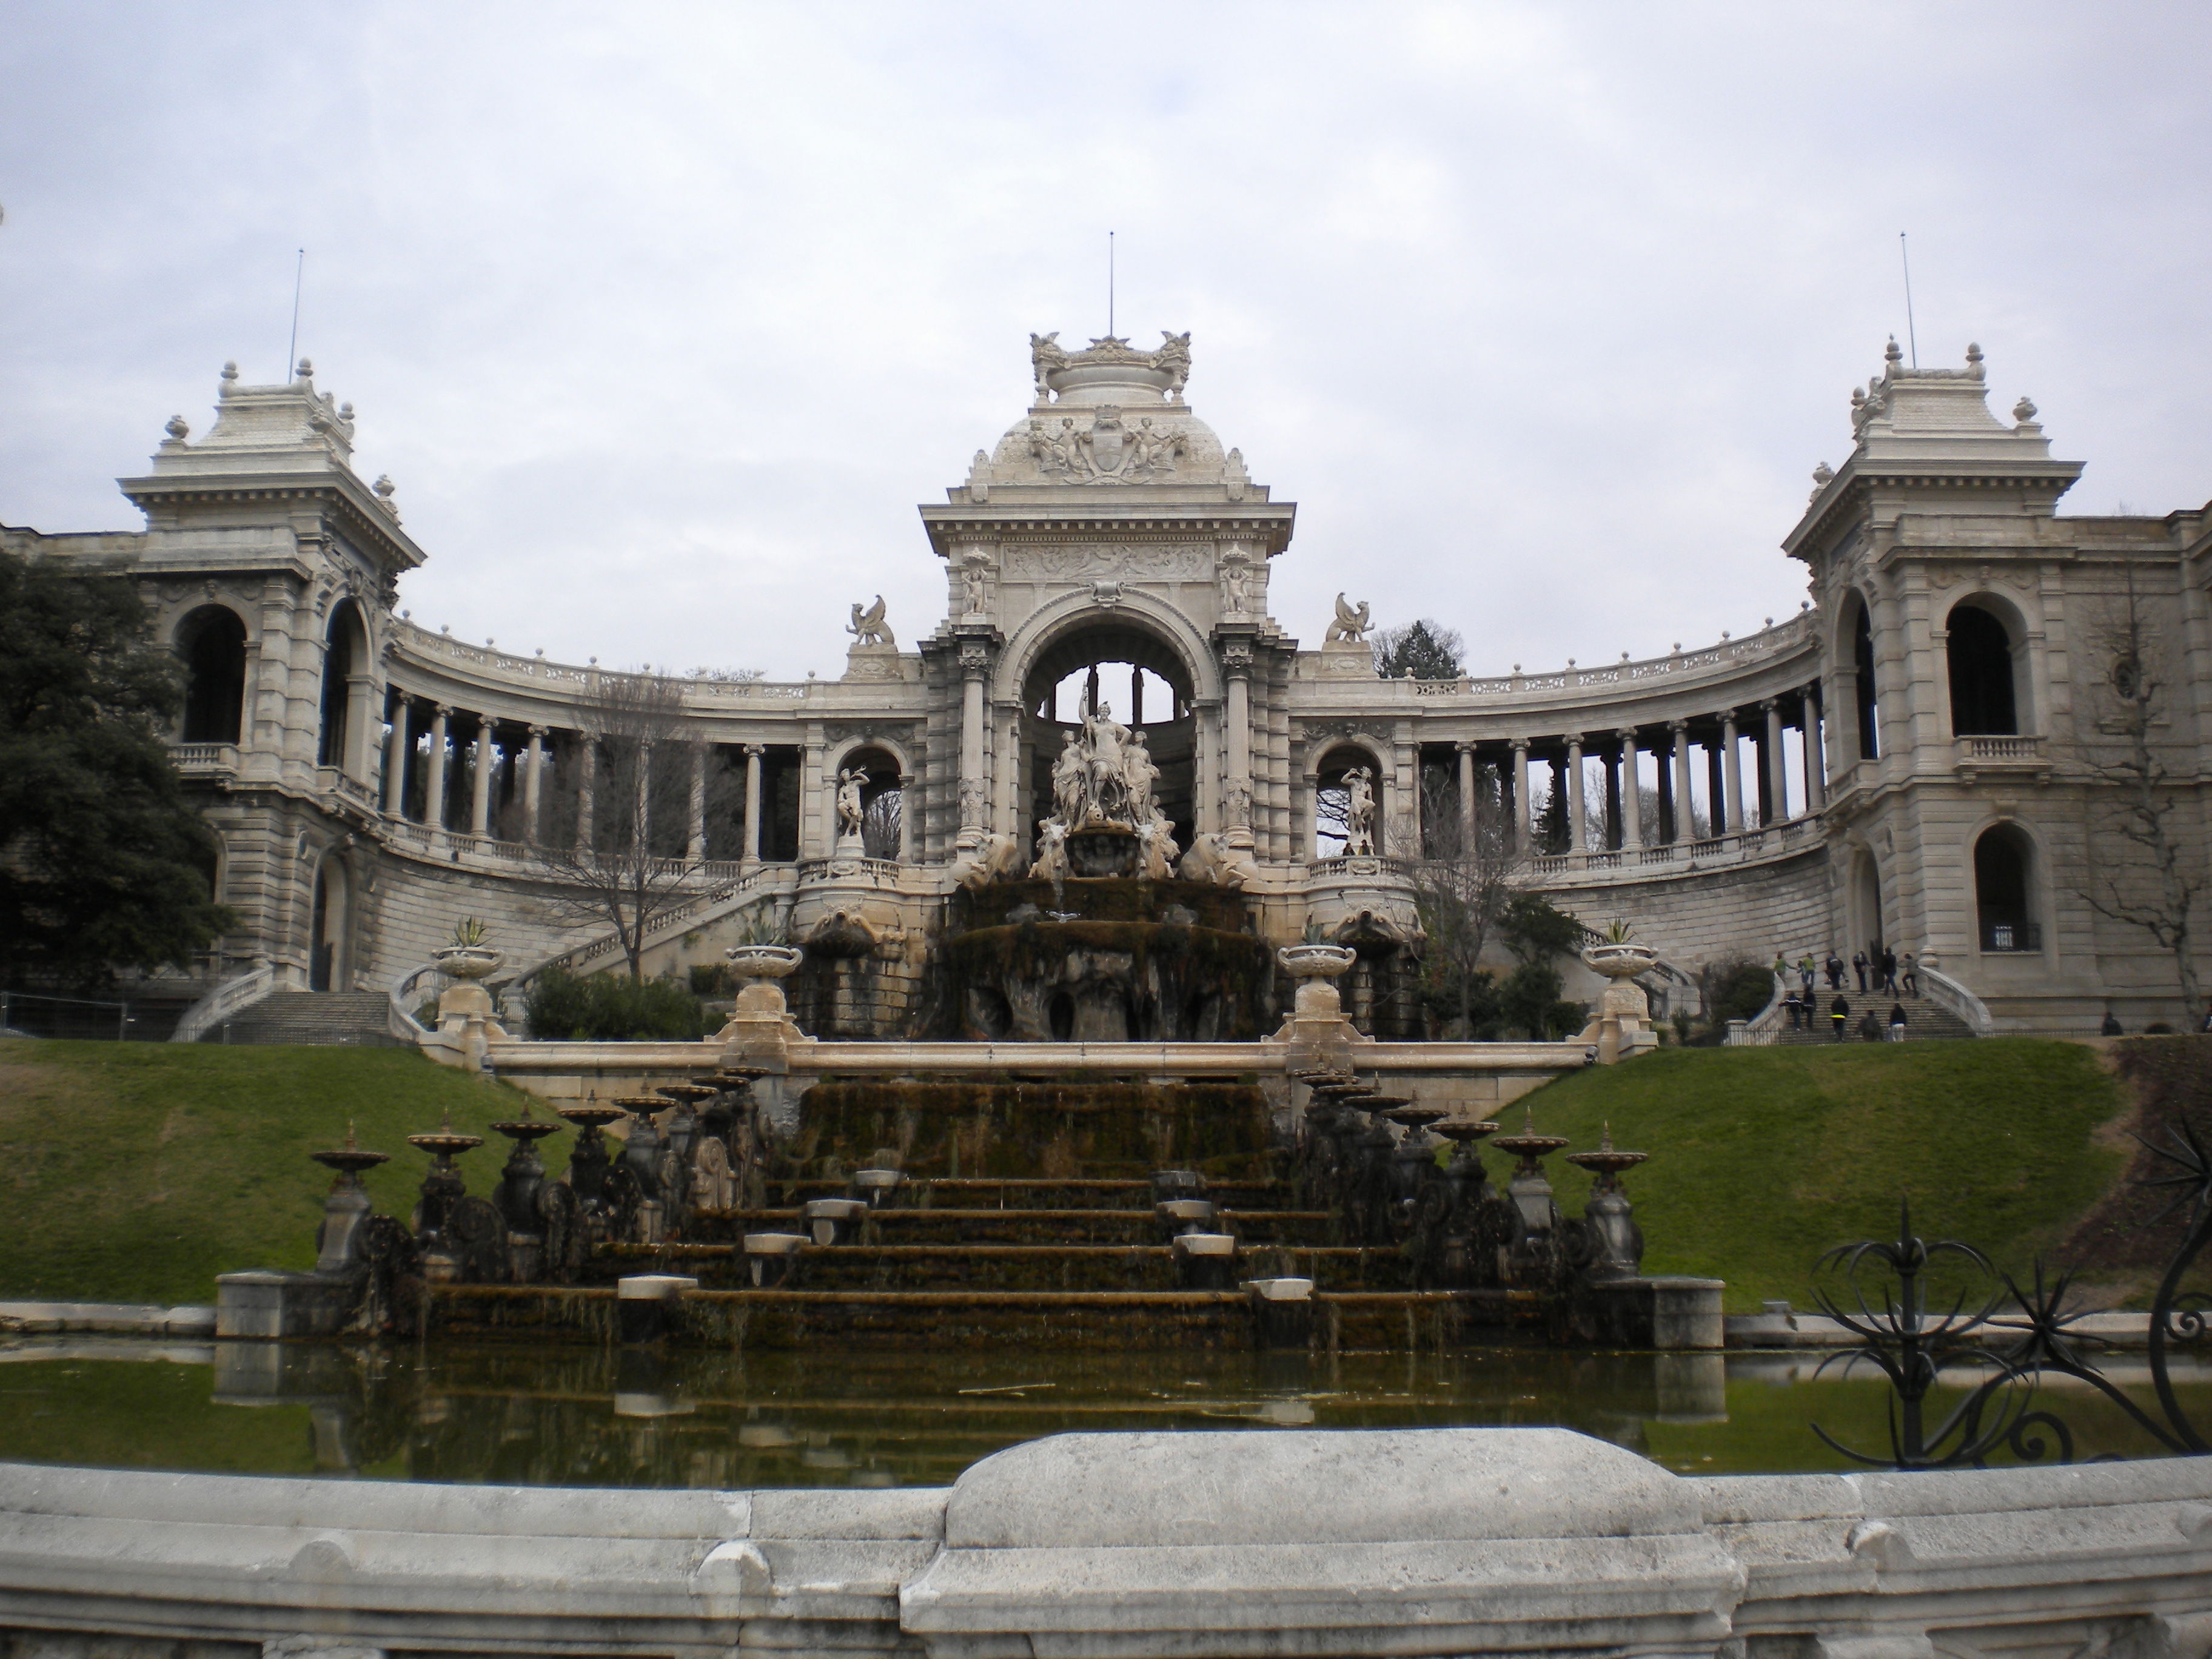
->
[1051,731,1088,826]
[962,555,990,616]
[834,768,869,842]
[1082,703,1133,823]
[846,595,894,648]
[1342,766,1377,856]
[1326,594,1372,645]
[1123,729,1159,825]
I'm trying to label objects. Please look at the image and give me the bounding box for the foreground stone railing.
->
[2,1428,2207,1658]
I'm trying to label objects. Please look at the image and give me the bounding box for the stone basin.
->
[805,1197,871,1245]
[1155,1198,1218,1236]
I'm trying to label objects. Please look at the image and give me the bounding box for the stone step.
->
[1770,993,1975,1044]
[204,991,404,1047]
[678,1207,1339,1248]
[763,1178,1281,1212]
[427,1282,1520,1350]
[609,1241,1418,1294]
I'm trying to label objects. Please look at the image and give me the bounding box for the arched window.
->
[1947,603,2019,736]
[178,606,247,744]
[1852,598,1879,762]
[318,601,366,766]
[1019,622,1196,855]
[1974,824,2039,951]
[1314,745,1383,858]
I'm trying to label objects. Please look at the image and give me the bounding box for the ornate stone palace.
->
[10,330,2212,1035]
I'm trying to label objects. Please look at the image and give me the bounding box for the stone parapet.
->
[1,1429,2207,1657]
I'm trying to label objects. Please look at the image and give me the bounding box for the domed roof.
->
[971,331,1244,495]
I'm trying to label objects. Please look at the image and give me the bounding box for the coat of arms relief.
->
[1026,406,1188,485]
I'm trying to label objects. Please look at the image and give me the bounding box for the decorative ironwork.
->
[1811,1121,2211,1467]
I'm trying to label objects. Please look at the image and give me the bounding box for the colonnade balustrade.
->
[1313,684,1826,873]
[374,692,820,870]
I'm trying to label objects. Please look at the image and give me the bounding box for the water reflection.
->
[1,1338,2205,1487]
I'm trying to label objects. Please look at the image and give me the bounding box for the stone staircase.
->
[1770,989,1975,1045]
[201,991,404,1047]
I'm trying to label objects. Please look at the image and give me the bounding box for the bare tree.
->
[535,668,738,980]
[2073,582,2205,1019]
[1404,762,1529,1036]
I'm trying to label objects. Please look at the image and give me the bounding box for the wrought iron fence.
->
[1810,1122,2210,1467]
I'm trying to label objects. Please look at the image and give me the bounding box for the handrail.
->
[1919,963,1996,1036]
[1745,970,1791,1034]
[386,961,443,1045]
[169,962,279,1044]
[500,864,792,995]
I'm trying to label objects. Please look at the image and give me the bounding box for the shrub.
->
[1704,959,1776,1026]
[525,967,709,1041]
[689,962,735,997]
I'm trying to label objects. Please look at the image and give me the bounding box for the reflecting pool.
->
[3,1339,2206,1487]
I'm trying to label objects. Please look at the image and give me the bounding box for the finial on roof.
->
[220,361,239,382]
[1885,337,1902,366]
[1812,461,1834,488]
[163,415,189,442]
[2013,395,2038,424]
[372,474,398,513]
[1965,342,1985,380]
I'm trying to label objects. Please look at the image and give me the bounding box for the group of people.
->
[1775,946,1919,1042]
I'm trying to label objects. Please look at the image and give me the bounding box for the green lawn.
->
[1518,1038,2130,1310]
[0,1039,551,1305]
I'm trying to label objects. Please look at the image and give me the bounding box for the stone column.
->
[958,643,989,850]
[469,716,495,837]
[896,773,912,862]
[523,726,546,843]
[742,744,765,866]
[799,737,823,859]
[1565,734,1586,854]
[1720,712,1744,833]
[688,743,707,862]
[1670,721,1694,843]
[343,672,375,783]
[1225,659,1253,830]
[1617,729,1642,850]
[424,705,451,830]
[1763,698,1787,823]
[638,739,657,857]
[382,695,411,816]
[1456,742,1476,851]
[1801,688,1826,811]
[1510,738,1530,854]
[575,740,595,853]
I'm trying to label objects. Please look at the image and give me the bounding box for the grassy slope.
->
[0,1036,2135,1313]
[1520,1038,2129,1310]
[0,1039,551,1305]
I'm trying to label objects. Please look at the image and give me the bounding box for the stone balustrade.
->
[2,1427,2205,1658]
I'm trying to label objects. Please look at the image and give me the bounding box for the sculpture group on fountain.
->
[1029,703,1179,882]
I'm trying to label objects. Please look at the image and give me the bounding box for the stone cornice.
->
[118,468,427,575]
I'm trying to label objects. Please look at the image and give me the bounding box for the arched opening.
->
[1974,823,2039,951]
[318,601,367,768]
[1947,602,2020,736]
[178,606,247,745]
[309,855,349,991]
[1851,597,1880,762]
[836,744,906,860]
[1019,622,1196,857]
[1852,850,1884,960]
[1314,744,1385,858]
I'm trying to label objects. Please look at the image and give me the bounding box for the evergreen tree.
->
[0,549,233,987]
[1371,618,1466,681]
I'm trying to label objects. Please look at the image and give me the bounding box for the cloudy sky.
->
[4,4,2208,682]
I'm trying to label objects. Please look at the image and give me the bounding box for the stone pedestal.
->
[1575,1276,1725,1350]
[841,641,907,682]
[215,1270,359,1339]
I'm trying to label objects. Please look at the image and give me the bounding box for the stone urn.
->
[430,944,506,1062]
[1277,943,1356,1020]
[719,942,806,1056]
[726,943,803,984]
[1577,942,1660,1064]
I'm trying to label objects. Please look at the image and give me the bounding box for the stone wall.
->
[1545,845,1835,974]
[2,1429,2207,1658]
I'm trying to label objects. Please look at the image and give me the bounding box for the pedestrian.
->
[1858,1009,1883,1042]
[1902,953,1919,997]
[1825,952,1843,990]
[1773,951,1789,981]
[1800,956,1817,996]
[1880,947,1899,994]
[1852,950,1869,993]
[1830,994,1850,1041]
[2100,1009,2123,1037]
[1888,1002,1908,1041]
[2200,1000,2212,1034]
[1784,989,1803,1030]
